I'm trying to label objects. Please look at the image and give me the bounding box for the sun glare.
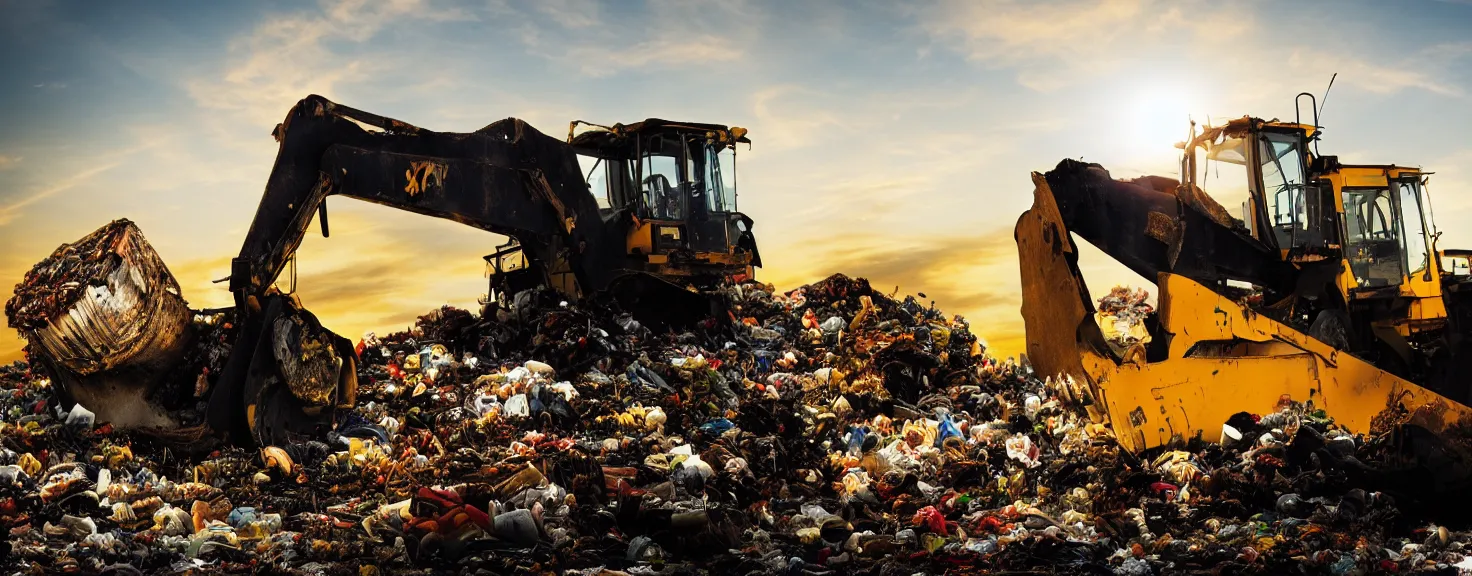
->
[1120,82,1198,174]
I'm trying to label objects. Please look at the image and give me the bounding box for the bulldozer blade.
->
[1015,172,1472,454]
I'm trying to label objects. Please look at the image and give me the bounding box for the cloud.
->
[185,0,476,127]
[1285,47,1465,97]
[918,0,1210,91]
[748,86,846,151]
[772,224,1022,314]
[0,156,19,170]
[0,134,173,227]
[0,161,122,226]
[560,35,742,78]
[920,0,1466,98]
[533,0,602,29]
[517,0,754,78]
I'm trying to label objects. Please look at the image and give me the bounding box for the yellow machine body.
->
[1016,172,1472,453]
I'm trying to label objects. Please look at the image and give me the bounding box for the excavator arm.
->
[228,94,626,305]
[1039,159,1301,301]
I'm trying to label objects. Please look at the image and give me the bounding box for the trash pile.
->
[4,274,1472,574]
[1095,286,1153,358]
[5,220,131,331]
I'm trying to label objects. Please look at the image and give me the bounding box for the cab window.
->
[1396,179,1431,277]
[642,153,683,219]
[1342,188,1404,288]
[1199,135,1251,224]
[1259,132,1308,248]
[576,154,612,210]
[1445,254,1472,277]
[696,141,734,214]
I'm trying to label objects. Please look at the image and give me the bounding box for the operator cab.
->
[1185,117,1440,292]
[1182,116,1338,263]
[567,119,760,283]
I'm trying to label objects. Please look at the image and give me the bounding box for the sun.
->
[1118,81,1200,173]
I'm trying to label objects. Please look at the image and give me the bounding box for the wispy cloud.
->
[1286,47,1465,97]
[920,0,1466,98]
[533,0,603,29]
[748,86,846,151]
[0,156,19,171]
[519,0,755,78]
[559,35,743,78]
[185,0,476,127]
[919,0,1231,91]
[0,162,121,226]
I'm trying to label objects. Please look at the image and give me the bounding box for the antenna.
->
[1319,73,1337,118]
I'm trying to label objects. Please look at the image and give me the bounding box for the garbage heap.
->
[3,274,1472,575]
[1094,286,1153,358]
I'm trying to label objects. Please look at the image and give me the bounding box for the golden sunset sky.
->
[3,0,1471,362]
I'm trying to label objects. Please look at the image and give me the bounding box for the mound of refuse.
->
[2,274,1472,574]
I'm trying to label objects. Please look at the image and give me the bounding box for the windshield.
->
[1259,132,1308,249]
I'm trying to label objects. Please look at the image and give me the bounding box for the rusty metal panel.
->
[1144,211,1178,245]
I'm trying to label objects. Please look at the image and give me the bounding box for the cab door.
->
[1252,129,1339,261]
[1390,172,1447,322]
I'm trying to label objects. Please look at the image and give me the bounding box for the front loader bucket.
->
[1015,172,1102,386]
[1015,172,1472,454]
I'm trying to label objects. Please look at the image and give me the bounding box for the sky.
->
[2,0,1471,362]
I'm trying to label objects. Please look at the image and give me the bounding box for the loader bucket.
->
[1015,172,1472,453]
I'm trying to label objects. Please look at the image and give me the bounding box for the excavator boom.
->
[230,95,625,305]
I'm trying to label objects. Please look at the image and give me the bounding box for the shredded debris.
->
[1095,286,1153,357]
[5,219,152,331]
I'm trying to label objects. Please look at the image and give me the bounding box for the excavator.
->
[1016,93,1472,454]
[223,95,763,444]
[14,95,761,445]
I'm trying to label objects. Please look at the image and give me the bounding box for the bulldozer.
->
[7,95,761,445]
[1016,93,1472,454]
